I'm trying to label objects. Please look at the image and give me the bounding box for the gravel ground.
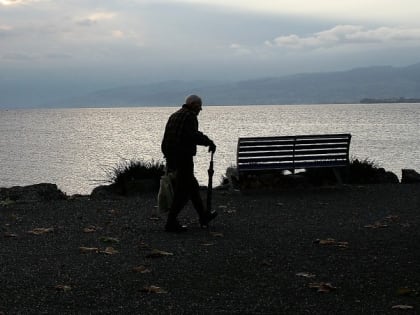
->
[1,184,420,314]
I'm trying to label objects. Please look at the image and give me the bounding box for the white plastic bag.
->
[156,171,176,215]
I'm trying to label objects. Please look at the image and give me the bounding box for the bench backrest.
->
[237,133,351,173]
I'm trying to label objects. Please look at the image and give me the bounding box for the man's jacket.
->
[161,104,211,160]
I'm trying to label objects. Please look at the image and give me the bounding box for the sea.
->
[1,103,419,195]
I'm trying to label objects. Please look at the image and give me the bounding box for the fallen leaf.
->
[54,284,72,292]
[309,282,336,293]
[79,247,99,253]
[149,216,160,221]
[83,226,98,233]
[99,236,120,244]
[314,238,348,248]
[392,305,414,310]
[200,242,215,246]
[210,232,224,238]
[384,215,400,222]
[276,202,284,207]
[397,287,417,296]
[365,215,400,229]
[146,249,174,258]
[226,209,237,214]
[132,265,152,273]
[142,285,167,294]
[100,247,119,255]
[27,227,54,235]
[364,222,389,229]
[296,272,316,278]
[4,232,18,238]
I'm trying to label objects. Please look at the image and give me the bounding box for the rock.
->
[401,169,420,184]
[90,179,159,199]
[90,184,122,199]
[225,167,240,189]
[374,168,399,184]
[383,171,400,184]
[0,183,66,203]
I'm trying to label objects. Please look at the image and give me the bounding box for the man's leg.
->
[190,175,205,217]
[190,174,218,228]
[165,158,193,232]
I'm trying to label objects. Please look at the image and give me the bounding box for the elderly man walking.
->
[161,95,217,233]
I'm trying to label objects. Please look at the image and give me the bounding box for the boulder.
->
[90,184,122,199]
[90,179,159,199]
[0,183,66,203]
[373,168,399,184]
[401,169,420,184]
[225,166,240,189]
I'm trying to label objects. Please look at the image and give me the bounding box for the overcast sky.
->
[1,0,420,104]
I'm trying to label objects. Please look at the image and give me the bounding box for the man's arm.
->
[186,113,216,152]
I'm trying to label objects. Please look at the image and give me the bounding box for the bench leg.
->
[332,168,343,185]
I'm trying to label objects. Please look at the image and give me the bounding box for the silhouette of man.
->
[161,94,217,232]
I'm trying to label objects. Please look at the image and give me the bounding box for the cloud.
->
[230,43,253,56]
[111,30,125,38]
[174,0,420,24]
[0,0,42,5]
[266,25,420,49]
[0,24,13,31]
[76,12,116,26]
[0,0,25,5]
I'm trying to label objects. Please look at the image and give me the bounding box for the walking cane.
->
[206,151,214,212]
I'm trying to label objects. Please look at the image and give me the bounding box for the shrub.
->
[305,157,386,185]
[104,158,165,194]
[346,157,382,184]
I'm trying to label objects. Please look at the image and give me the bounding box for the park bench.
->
[237,133,352,184]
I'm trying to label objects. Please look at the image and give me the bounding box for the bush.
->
[305,157,398,185]
[104,158,165,194]
[346,157,381,184]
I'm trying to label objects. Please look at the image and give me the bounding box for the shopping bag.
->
[157,171,176,214]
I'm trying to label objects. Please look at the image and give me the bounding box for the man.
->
[161,94,217,233]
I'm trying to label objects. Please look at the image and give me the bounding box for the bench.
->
[237,133,351,183]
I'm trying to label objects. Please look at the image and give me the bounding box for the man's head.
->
[185,94,202,115]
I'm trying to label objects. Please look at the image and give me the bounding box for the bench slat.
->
[238,147,347,158]
[238,154,348,164]
[239,161,349,172]
[239,138,350,147]
[239,133,351,142]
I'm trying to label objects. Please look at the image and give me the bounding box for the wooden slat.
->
[238,155,347,164]
[238,144,349,154]
[239,148,348,157]
[238,160,348,172]
[239,133,351,142]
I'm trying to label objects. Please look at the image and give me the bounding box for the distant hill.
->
[4,62,420,108]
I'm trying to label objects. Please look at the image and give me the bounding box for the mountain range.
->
[3,62,420,108]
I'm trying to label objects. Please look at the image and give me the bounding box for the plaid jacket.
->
[161,104,212,159]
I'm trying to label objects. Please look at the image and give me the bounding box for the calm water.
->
[1,104,419,195]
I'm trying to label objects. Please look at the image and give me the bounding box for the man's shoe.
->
[165,221,188,233]
[199,211,218,228]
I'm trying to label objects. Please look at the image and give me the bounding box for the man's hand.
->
[208,141,216,153]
